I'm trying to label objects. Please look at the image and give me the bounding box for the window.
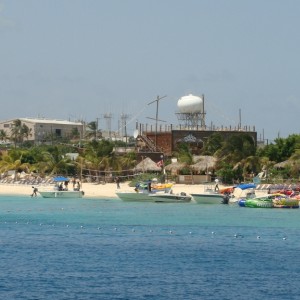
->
[55,129,61,137]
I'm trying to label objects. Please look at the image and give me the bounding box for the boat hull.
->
[150,193,192,203]
[116,191,191,203]
[273,198,299,208]
[239,199,273,208]
[39,190,84,198]
[191,193,225,204]
[116,191,156,202]
[238,193,300,208]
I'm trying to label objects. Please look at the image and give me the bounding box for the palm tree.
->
[10,119,22,147]
[238,155,261,182]
[21,124,32,141]
[202,133,223,155]
[216,133,256,165]
[0,129,9,143]
[287,150,300,179]
[36,147,76,176]
[85,121,98,140]
[0,151,31,181]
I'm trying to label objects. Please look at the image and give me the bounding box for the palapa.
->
[165,162,186,175]
[190,155,217,172]
[134,157,162,172]
[273,160,291,169]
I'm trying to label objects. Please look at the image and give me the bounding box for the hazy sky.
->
[0,0,299,142]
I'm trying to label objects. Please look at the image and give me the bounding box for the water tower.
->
[176,94,205,128]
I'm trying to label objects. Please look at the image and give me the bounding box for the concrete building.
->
[0,118,84,143]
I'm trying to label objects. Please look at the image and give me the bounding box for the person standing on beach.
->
[115,177,120,189]
[214,178,219,192]
[31,187,38,197]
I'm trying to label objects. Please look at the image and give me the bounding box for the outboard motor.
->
[222,193,230,204]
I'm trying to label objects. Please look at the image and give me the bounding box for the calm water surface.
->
[0,195,300,299]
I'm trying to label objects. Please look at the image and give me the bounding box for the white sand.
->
[0,182,219,198]
[0,181,263,199]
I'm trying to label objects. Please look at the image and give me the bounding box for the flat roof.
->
[1,118,83,126]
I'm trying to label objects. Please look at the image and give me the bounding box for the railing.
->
[138,134,157,152]
[138,123,256,134]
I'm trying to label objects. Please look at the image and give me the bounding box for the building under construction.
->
[135,94,257,160]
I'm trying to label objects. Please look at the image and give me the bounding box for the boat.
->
[38,176,84,198]
[238,193,299,208]
[229,183,256,204]
[272,194,299,208]
[191,186,228,204]
[238,196,273,208]
[135,181,173,193]
[116,189,191,203]
[116,190,159,202]
[149,192,192,203]
[38,190,84,198]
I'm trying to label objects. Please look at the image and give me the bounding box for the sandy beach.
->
[0,181,260,199]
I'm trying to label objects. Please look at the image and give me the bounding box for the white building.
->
[0,118,84,143]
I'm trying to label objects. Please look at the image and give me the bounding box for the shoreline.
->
[0,182,265,199]
[0,182,207,198]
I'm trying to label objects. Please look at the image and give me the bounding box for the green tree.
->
[21,124,32,141]
[202,133,223,155]
[85,121,99,140]
[216,133,256,165]
[0,129,9,142]
[10,119,23,147]
[36,146,76,176]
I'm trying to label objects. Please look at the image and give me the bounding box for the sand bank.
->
[0,182,229,199]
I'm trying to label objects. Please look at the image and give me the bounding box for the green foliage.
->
[257,134,300,163]
[173,143,193,165]
[2,130,300,183]
[217,133,256,163]
[180,167,192,175]
[215,162,237,184]
[202,133,223,155]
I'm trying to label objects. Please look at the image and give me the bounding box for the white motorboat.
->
[38,190,84,198]
[191,186,226,204]
[149,192,192,203]
[38,176,84,198]
[116,190,191,203]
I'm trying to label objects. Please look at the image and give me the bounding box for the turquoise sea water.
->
[1,195,300,299]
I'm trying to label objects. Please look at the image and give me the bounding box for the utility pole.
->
[96,117,100,140]
[147,95,167,151]
[103,113,112,140]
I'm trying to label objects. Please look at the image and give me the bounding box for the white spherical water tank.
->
[177,94,203,113]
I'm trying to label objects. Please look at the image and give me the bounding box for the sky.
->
[0,0,299,142]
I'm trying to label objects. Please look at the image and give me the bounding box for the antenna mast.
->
[103,113,112,140]
[147,95,167,151]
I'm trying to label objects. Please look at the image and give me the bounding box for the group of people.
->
[72,178,81,191]
[56,179,81,191]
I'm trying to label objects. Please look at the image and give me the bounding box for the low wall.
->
[177,175,212,184]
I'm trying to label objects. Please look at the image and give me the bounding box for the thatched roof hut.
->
[134,157,162,172]
[273,160,291,169]
[190,155,217,173]
[165,161,186,175]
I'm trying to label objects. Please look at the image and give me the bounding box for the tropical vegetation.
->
[0,124,300,185]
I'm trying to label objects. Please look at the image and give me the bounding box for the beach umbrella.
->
[134,157,162,172]
[190,156,217,173]
[53,176,69,182]
[165,162,186,175]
